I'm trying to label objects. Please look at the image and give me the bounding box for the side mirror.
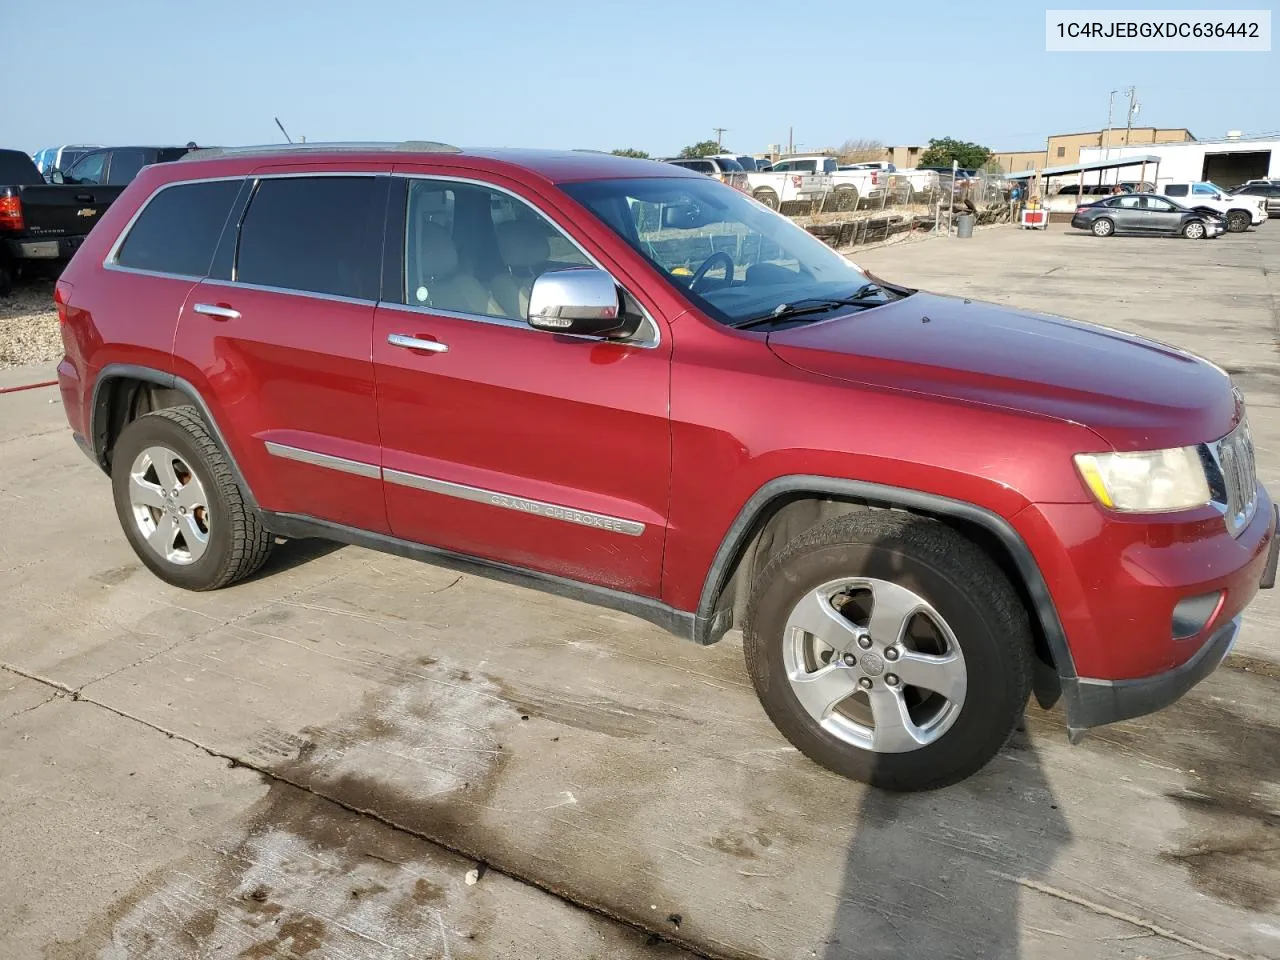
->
[527,268,640,339]
[50,170,65,184]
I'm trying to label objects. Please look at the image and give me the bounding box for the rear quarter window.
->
[1164,184,1189,197]
[235,176,384,300]
[115,179,243,277]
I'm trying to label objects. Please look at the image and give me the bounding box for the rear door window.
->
[106,149,151,185]
[235,176,385,300]
[115,180,243,277]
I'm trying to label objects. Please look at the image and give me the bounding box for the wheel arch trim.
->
[89,363,260,511]
[691,475,1078,682]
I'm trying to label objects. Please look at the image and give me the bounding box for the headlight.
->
[1074,447,1210,513]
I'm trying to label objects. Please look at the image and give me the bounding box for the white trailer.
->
[1080,137,1280,188]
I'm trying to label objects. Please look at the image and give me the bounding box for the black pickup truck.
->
[1,146,198,295]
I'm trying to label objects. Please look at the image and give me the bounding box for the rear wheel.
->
[834,186,859,212]
[1226,209,1251,233]
[1182,219,1207,240]
[743,511,1033,791]
[1091,217,1114,237]
[111,406,273,590]
[0,256,13,297]
[753,188,779,210]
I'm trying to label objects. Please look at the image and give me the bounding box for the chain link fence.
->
[782,166,1016,249]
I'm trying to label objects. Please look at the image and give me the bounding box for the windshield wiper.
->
[731,283,886,330]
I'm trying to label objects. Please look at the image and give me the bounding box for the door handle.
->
[75,193,93,203]
[193,303,241,321]
[388,333,449,354]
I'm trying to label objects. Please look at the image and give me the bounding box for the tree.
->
[835,138,885,163]
[611,148,650,159]
[679,140,722,159]
[918,137,992,169]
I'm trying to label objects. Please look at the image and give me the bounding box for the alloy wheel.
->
[782,577,967,753]
[128,445,211,565]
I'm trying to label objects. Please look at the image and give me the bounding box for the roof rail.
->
[179,140,462,161]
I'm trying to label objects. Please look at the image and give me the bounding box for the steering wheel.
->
[689,251,735,292]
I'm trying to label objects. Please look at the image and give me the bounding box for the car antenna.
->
[274,117,293,144]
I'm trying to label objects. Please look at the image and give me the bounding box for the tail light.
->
[791,175,803,188]
[54,279,72,324]
[871,171,880,185]
[0,195,24,231]
[1076,206,1089,214]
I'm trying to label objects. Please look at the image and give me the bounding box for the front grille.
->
[1205,418,1257,537]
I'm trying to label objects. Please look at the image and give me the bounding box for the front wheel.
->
[743,511,1033,791]
[1226,210,1251,233]
[1183,219,1207,240]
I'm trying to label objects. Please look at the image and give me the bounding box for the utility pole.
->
[1103,89,1118,161]
[1123,85,1137,148]
[788,126,793,155]
[713,127,728,148]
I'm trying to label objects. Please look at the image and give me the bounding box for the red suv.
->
[54,142,1277,791]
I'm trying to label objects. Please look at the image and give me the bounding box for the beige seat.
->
[490,219,552,320]
[408,220,497,316]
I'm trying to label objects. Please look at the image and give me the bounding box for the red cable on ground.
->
[0,379,58,395]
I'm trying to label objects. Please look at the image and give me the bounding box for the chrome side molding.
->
[264,441,644,536]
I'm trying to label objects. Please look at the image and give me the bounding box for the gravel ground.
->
[1,280,60,368]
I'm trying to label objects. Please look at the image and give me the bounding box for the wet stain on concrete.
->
[92,564,137,586]
[1090,690,1280,912]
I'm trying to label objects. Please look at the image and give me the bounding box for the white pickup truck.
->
[770,155,884,210]
[743,167,833,211]
[1157,181,1268,233]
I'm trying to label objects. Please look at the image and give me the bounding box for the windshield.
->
[561,176,894,327]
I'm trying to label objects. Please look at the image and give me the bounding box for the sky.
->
[3,0,1275,158]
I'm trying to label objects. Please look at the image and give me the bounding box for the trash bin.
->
[956,214,975,238]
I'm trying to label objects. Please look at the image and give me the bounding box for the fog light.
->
[1172,592,1224,640]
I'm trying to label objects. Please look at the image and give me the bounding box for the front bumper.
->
[1063,616,1238,738]
[1053,501,1278,735]
[4,236,85,261]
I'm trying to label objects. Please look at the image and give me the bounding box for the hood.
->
[766,292,1238,451]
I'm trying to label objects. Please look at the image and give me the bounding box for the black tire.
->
[834,186,859,212]
[1182,219,1207,240]
[1226,209,1251,233]
[753,188,779,210]
[743,510,1033,791]
[1091,217,1114,237]
[111,406,272,590]
[0,256,13,298]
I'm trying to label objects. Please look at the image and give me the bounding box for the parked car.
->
[32,144,103,182]
[773,155,882,210]
[1157,181,1267,233]
[1,149,105,295]
[1070,193,1225,239]
[1229,179,1280,218]
[662,156,749,192]
[709,153,762,172]
[54,145,202,188]
[55,143,1276,791]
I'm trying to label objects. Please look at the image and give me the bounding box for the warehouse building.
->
[1079,134,1280,187]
